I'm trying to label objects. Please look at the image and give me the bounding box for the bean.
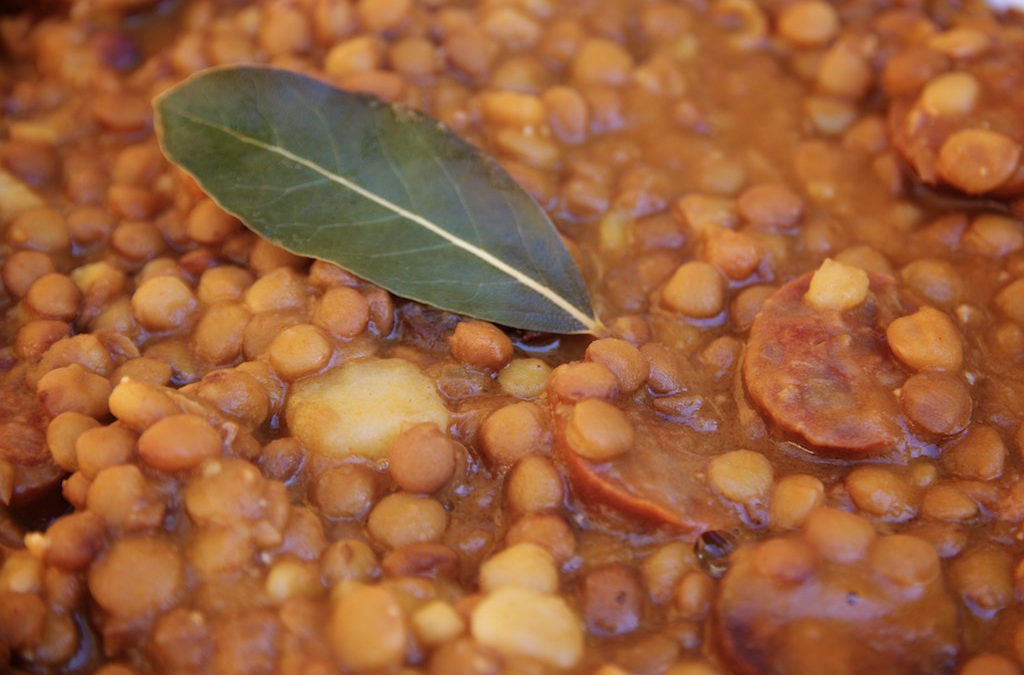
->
[412,600,465,647]
[737,183,804,231]
[7,206,70,253]
[928,27,991,58]
[641,342,687,394]
[197,265,254,304]
[582,563,643,635]
[497,357,552,399]
[960,654,1022,675]
[259,0,313,56]
[505,513,576,565]
[269,323,333,380]
[844,466,915,521]
[87,464,166,532]
[543,86,588,145]
[37,364,111,419]
[731,285,777,330]
[951,547,1014,614]
[367,493,448,548]
[88,537,184,617]
[265,558,321,604]
[445,28,497,79]
[139,414,222,473]
[479,401,549,465]
[886,307,963,371]
[449,320,514,371]
[328,585,407,671]
[571,37,633,86]
[660,261,726,318]
[356,0,410,34]
[506,455,564,513]
[387,422,457,494]
[565,398,634,461]
[921,483,977,521]
[193,369,270,428]
[479,90,546,128]
[584,338,647,395]
[211,610,282,675]
[321,539,380,585]
[3,250,55,298]
[186,199,241,245]
[325,36,382,78]
[900,259,964,307]
[868,534,939,587]
[131,276,199,332]
[937,129,1021,194]
[751,538,817,585]
[244,267,307,313]
[816,40,872,100]
[942,425,1005,481]
[313,0,357,46]
[802,507,875,563]
[75,423,137,479]
[770,474,825,530]
[920,71,980,117]
[42,511,106,571]
[193,302,251,365]
[25,273,80,321]
[389,36,438,79]
[150,607,214,672]
[707,449,773,505]
[14,320,69,360]
[704,228,761,281]
[674,569,715,621]
[964,214,1024,258]
[429,636,500,675]
[45,412,99,471]
[311,463,378,519]
[777,1,839,48]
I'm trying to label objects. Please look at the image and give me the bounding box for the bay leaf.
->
[154,66,599,335]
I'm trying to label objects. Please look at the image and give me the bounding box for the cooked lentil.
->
[3,0,1024,673]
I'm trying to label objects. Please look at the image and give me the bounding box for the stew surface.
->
[2,0,1024,673]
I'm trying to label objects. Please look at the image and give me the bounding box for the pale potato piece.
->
[286,357,450,459]
[471,586,583,669]
[0,169,44,221]
[804,258,869,311]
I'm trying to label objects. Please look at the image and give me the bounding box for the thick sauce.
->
[2,0,1024,673]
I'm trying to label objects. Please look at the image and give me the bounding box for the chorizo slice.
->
[552,402,737,533]
[743,272,910,457]
[715,530,959,675]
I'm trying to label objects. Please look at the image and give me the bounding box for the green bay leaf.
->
[154,66,598,335]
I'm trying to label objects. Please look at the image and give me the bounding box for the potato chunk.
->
[286,358,450,460]
[804,258,869,311]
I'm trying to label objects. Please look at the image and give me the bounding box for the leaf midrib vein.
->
[174,108,595,332]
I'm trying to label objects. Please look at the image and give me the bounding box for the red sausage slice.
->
[552,402,737,533]
[715,535,959,675]
[743,273,910,457]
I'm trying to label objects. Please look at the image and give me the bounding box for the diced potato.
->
[479,543,559,594]
[0,169,44,221]
[411,600,465,646]
[471,586,584,669]
[285,357,450,460]
[804,258,869,311]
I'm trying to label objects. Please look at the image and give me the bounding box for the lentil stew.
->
[2,0,1024,673]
